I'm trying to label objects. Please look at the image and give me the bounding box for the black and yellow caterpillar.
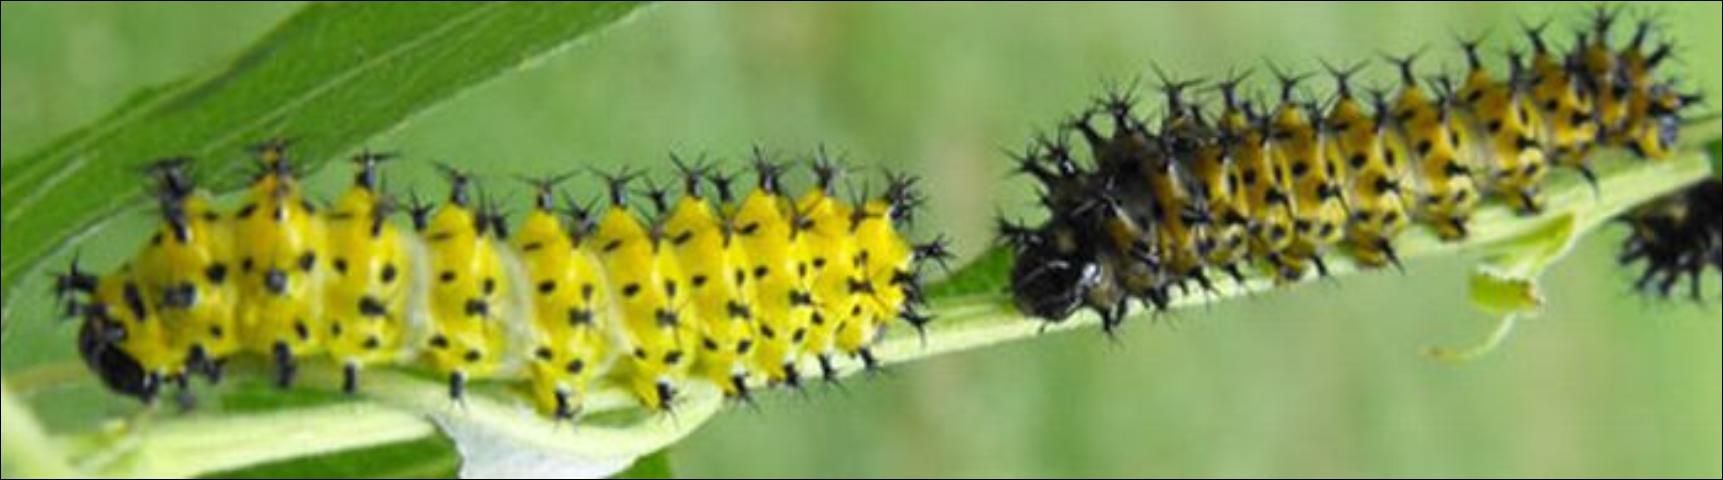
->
[1003,7,1708,328]
[53,143,948,420]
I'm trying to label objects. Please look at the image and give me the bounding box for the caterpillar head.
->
[1003,219,1101,322]
[76,306,157,402]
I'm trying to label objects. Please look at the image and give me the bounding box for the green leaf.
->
[0,1,648,329]
[614,450,675,479]
[208,434,457,479]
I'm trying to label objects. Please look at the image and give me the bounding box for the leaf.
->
[0,1,649,331]
[209,433,457,479]
[612,450,674,479]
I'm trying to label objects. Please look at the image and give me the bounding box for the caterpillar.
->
[51,143,949,420]
[1003,6,1709,327]
[1618,178,1722,301]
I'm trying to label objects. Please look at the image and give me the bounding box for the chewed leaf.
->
[1429,211,1580,363]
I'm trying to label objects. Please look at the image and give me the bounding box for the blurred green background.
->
[3,2,1719,477]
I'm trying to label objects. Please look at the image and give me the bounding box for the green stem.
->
[2,381,77,477]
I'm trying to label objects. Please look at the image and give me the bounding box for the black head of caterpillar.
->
[1618,178,1722,301]
[1000,5,1705,327]
[52,141,948,420]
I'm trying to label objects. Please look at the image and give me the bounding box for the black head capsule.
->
[1006,224,1102,323]
[76,310,156,402]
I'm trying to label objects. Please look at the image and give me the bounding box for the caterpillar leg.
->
[272,341,297,389]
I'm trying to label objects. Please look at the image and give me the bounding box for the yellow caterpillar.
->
[56,143,940,420]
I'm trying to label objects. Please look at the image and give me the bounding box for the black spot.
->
[331,322,343,337]
[333,258,348,275]
[162,282,197,309]
[633,348,647,359]
[358,296,387,317]
[813,257,827,268]
[691,274,708,288]
[380,263,398,284]
[1291,161,1310,177]
[602,239,622,252]
[1486,120,1503,133]
[535,346,553,361]
[753,266,768,279]
[482,277,496,294]
[440,270,456,283]
[465,298,489,317]
[522,241,543,252]
[151,232,163,245]
[580,283,595,300]
[238,203,257,219]
[565,359,584,374]
[538,280,556,295]
[294,320,310,341]
[792,327,807,343]
[295,254,313,275]
[567,308,593,326]
[1416,140,1433,155]
[204,263,228,284]
[739,222,760,235]
[663,280,677,297]
[264,269,288,295]
[363,336,381,350]
[760,324,776,339]
[622,283,641,297]
[1242,169,1259,185]
[1543,99,1559,111]
[663,350,684,365]
[1444,162,1470,177]
[242,257,255,273]
[703,337,719,351]
[727,300,752,319]
[1349,153,1367,169]
[430,334,449,349]
[672,230,694,245]
[1269,225,1288,240]
[737,339,753,354]
[464,349,482,363]
[210,325,224,339]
